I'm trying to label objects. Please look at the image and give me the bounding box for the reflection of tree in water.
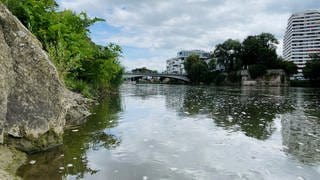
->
[165,86,188,111]
[181,87,294,140]
[124,84,189,111]
[282,88,320,164]
[123,84,165,99]
[17,94,122,180]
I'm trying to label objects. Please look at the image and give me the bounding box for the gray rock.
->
[0,4,91,152]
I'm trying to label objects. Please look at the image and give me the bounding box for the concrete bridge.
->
[124,73,190,83]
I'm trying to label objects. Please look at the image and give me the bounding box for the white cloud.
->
[58,0,319,71]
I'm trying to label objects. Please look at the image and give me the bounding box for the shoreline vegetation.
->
[0,1,122,178]
[0,1,319,179]
[131,33,320,87]
[182,33,299,86]
[1,0,124,98]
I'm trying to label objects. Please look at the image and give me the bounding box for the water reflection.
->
[180,86,294,140]
[17,94,122,180]
[282,88,320,164]
[16,85,320,179]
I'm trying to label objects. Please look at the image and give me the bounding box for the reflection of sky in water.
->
[84,88,319,180]
[18,84,320,180]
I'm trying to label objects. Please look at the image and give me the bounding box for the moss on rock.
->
[6,129,63,153]
[0,145,26,179]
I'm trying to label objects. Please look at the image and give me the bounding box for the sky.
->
[57,0,320,72]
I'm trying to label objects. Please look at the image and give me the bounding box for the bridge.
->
[124,73,190,83]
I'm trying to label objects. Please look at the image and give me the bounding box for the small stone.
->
[67,164,73,167]
[71,129,79,132]
[59,167,64,170]
[29,160,36,165]
[73,157,77,160]
[143,176,148,180]
[297,176,305,180]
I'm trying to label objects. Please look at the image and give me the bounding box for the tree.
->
[277,58,298,76]
[184,54,209,84]
[208,58,217,71]
[303,53,320,82]
[241,33,278,68]
[131,67,157,74]
[248,64,267,79]
[1,0,124,97]
[213,39,242,72]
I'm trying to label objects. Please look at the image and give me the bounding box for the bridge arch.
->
[124,73,190,83]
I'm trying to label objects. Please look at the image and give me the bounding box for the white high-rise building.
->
[166,50,211,74]
[283,10,320,78]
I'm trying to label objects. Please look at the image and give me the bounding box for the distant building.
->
[166,58,183,74]
[283,10,320,79]
[166,50,211,74]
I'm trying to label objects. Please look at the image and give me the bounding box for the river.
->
[17,84,320,180]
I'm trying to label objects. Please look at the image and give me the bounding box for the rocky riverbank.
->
[0,3,91,152]
[0,146,26,180]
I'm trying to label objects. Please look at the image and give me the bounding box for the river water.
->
[17,84,320,180]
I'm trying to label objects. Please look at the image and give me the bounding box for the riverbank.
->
[0,146,26,180]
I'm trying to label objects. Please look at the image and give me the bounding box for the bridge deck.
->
[124,73,190,82]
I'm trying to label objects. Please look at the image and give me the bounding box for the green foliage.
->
[241,33,278,67]
[132,67,157,74]
[303,54,320,82]
[249,64,267,79]
[214,73,226,85]
[276,58,298,76]
[184,54,209,84]
[309,53,320,61]
[228,71,241,83]
[214,39,242,72]
[208,58,217,71]
[1,0,124,97]
[210,33,297,83]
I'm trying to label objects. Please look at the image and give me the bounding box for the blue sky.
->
[57,0,320,72]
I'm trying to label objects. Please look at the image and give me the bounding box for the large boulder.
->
[0,4,91,152]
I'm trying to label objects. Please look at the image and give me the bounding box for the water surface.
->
[17,84,320,180]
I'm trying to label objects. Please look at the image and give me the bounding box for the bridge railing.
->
[125,72,187,76]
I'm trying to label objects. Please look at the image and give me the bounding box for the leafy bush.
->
[184,54,209,84]
[215,73,226,85]
[64,78,92,98]
[303,54,320,82]
[249,64,267,79]
[228,71,241,83]
[1,0,124,98]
